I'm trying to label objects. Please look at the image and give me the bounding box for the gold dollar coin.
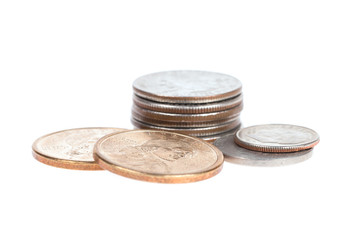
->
[93,130,224,183]
[32,127,127,170]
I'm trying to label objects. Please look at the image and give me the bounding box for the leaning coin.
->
[131,118,241,137]
[132,104,243,123]
[32,127,127,170]
[234,124,320,153]
[133,94,243,114]
[133,70,242,103]
[214,134,313,167]
[93,130,224,183]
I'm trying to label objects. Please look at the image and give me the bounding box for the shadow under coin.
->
[213,135,313,167]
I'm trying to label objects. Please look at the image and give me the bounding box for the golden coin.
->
[131,118,241,137]
[32,127,127,170]
[132,104,243,123]
[93,130,224,183]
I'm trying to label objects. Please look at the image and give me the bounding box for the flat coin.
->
[93,130,224,183]
[132,104,243,123]
[132,110,240,128]
[133,70,242,103]
[234,124,320,153]
[32,127,127,170]
[133,94,243,114]
[214,134,313,167]
[131,118,241,137]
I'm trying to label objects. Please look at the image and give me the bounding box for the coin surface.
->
[133,70,242,103]
[133,94,243,114]
[214,134,313,167]
[132,104,243,123]
[131,118,241,137]
[93,130,224,183]
[234,124,320,153]
[32,127,127,170]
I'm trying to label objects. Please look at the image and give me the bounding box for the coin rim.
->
[133,94,243,114]
[93,129,224,183]
[32,127,127,170]
[234,124,320,153]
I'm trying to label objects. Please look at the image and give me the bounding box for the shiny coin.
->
[132,104,243,123]
[93,130,224,183]
[131,118,241,137]
[132,110,240,128]
[32,127,127,170]
[234,124,320,153]
[133,70,242,103]
[214,134,313,167]
[133,94,243,114]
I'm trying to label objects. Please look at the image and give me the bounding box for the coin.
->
[234,124,320,153]
[133,94,243,114]
[132,104,243,123]
[214,134,313,167]
[32,127,127,170]
[131,118,241,137]
[132,110,240,128]
[133,70,242,103]
[93,130,224,183]
[200,127,241,142]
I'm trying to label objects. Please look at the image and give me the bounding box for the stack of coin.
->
[131,70,243,142]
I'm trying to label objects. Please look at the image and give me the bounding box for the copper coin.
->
[133,70,242,103]
[32,127,127,170]
[93,130,224,183]
[131,118,241,137]
[132,110,241,128]
[133,94,243,114]
[214,134,313,167]
[234,124,320,153]
[132,104,243,123]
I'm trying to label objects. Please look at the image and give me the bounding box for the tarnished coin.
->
[132,104,243,123]
[32,127,127,170]
[133,70,242,103]
[200,127,241,143]
[133,94,243,114]
[132,110,240,128]
[131,118,241,137]
[214,134,313,167]
[93,130,224,183]
[234,124,320,153]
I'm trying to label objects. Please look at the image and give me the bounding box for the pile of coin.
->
[131,70,243,142]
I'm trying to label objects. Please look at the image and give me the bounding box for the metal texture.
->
[132,104,243,123]
[214,134,313,167]
[131,118,241,137]
[133,70,242,103]
[32,127,127,170]
[94,130,224,183]
[234,124,320,153]
[133,94,243,114]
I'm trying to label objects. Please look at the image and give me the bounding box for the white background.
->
[1,1,359,239]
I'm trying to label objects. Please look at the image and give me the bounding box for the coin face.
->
[133,70,242,103]
[214,134,313,167]
[133,94,243,114]
[32,127,127,170]
[234,124,320,153]
[93,130,224,183]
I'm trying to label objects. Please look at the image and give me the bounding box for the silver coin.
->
[132,110,241,128]
[133,70,242,103]
[133,94,243,114]
[200,127,241,142]
[132,104,243,123]
[131,118,241,137]
[214,134,313,167]
[234,124,320,153]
